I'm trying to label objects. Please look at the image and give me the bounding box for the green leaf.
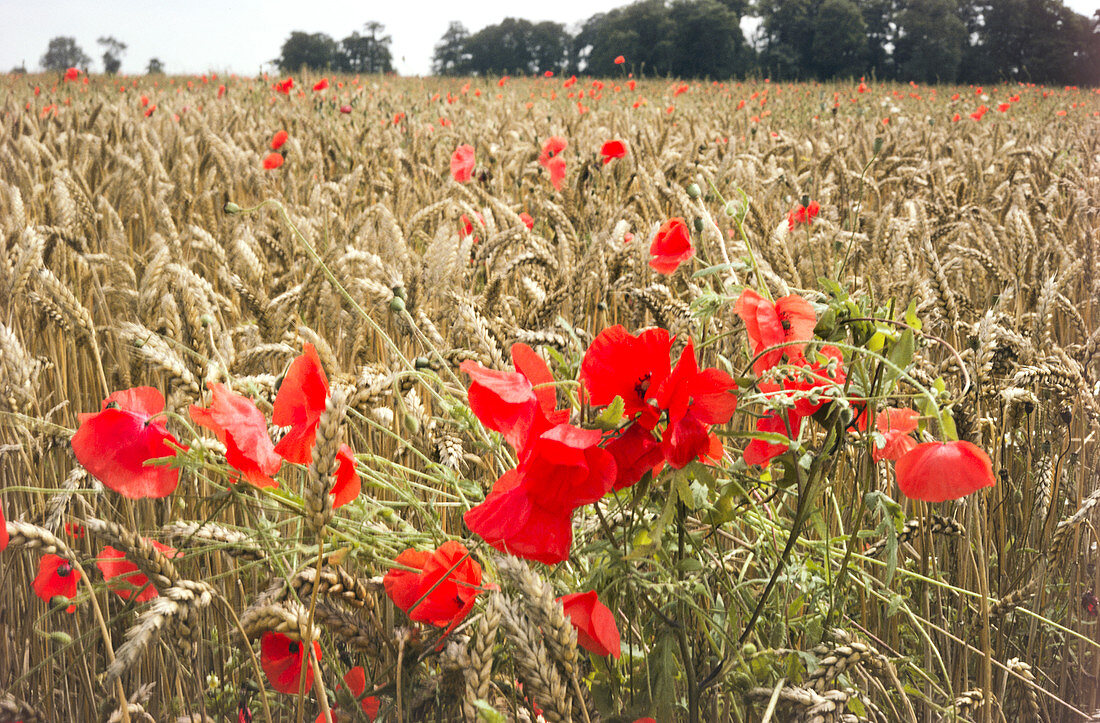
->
[693,262,740,278]
[904,298,922,331]
[677,558,704,573]
[867,331,885,352]
[474,700,505,722]
[593,395,626,430]
[883,329,915,392]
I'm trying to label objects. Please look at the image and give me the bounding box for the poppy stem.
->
[704,179,771,301]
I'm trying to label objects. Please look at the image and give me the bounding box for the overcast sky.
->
[2,0,1097,77]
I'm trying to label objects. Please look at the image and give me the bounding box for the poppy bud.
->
[403,412,419,435]
[724,200,741,217]
[800,194,810,208]
[389,296,406,313]
[223,201,242,214]
[392,285,407,301]
[693,216,704,233]
[873,137,884,155]
[685,183,701,199]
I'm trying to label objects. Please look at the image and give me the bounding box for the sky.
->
[1,0,1097,78]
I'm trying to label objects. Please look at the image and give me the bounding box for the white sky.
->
[1,0,1097,77]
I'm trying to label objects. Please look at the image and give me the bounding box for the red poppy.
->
[557,591,621,658]
[190,383,282,488]
[139,94,150,107]
[602,423,663,491]
[272,343,330,464]
[339,104,352,114]
[600,140,627,165]
[274,77,294,94]
[614,55,626,65]
[895,440,995,502]
[461,344,566,454]
[71,387,183,499]
[332,444,359,508]
[580,325,673,429]
[518,424,617,513]
[271,130,288,150]
[653,341,737,468]
[313,78,329,92]
[97,540,179,603]
[538,136,567,168]
[383,540,483,629]
[64,67,80,81]
[0,501,7,551]
[260,632,321,694]
[144,105,157,118]
[519,212,534,230]
[734,289,816,374]
[33,553,80,613]
[263,153,284,170]
[649,218,694,274]
[743,410,802,467]
[787,200,820,231]
[463,469,575,564]
[759,346,846,418]
[450,144,475,183]
[217,84,226,98]
[857,407,919,462]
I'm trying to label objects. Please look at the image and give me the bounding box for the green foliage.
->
[40,36,90,72]
[146,57,165,75]
[337,23,394,74]
[98,36,127,75]
[277,31,338,72]
[893,0,967,82]
[455,18,571,76]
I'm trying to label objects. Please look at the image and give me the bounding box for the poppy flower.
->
[519,212,534,230]
[759,346,846,418]
[313,78,329,92]
[557,591,621,658]
[64,67,80,81]
[538,136,567,168]
[602,423,664,491]
[895,440,995,502]
[787,200,820,231]
[339,105,351,114]
[190,383,282,488]
[319,666,380,722]
[743,410,802,467]
[580,325,673,429]
[463,469,576,565]
[260,632,321,695]
[144,105,157,118]
[614,55,626,65]
[274,77,294,94]
[71,387,183,499]
[857,407,919,462]
[263,153,284,170]
[271,130,288,150]
[33,553,80,613]
[649,218,694,274]
[546,156,566,191]
[600,140,627,165]
[450,144,475,183]
[217,84,226,98]
[734,289,817,375]
[654,341,737,468]
[97,540,179,603]
[272,343,329,464]
[461,344,567,454]
[383,540,483,629]
[0,501,7,551]
[65,522,85,538]
[517,424,617,513]
[332,444,359,508]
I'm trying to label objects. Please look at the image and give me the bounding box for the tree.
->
[810,0,869,77]
[98,36,127,74]
[277,31,337,72]
[856,0,898,78]
[756,0,818,78]
[668,0,752,78]
[461,18,570,76]
[146,57,165,74]
[576,0,677,76]
[40,37,91,72]
[894,0,967,82]
[338,22,394,73]
[433,22,471,75]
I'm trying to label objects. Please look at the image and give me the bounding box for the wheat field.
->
[0,72,1098,722]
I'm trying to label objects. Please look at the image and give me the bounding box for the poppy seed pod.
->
[685,183,701,199]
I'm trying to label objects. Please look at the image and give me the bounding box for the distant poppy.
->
[313,78,329,92]
[0,500,7,551]
[139,95,150,107]
[538,136,567,168]
[260,631,321,695]
[272,343,330,464]
[614,55,625,65]
[558,591,621,658]
[97,540,179,603]
[546,156,566,190]
[332,444,360,508]
[270,130,288,150]
[895,440,995,502]
[544,70,554,77]
[580,325,673,429]
[734,289,816,374]
[450,143,475,183]
[997,102,1010,112]
[600,140,627,164]
[519,212,534,230]
[64,67,80,81]
[144,105,156,118]
[263,153,284,170]
[71,387,183,499]
[787,200,820,230]
[274,77,294,94]
[743,410,802,467]
[190,383,282,488]
[33,553,80,613]
[648,217,694,274]
[383,540,483,629]
[498,75,509,87]
[339,105,352,114]
[217,84,226,98]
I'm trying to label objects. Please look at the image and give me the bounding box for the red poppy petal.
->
[71,408,181,499]
[510,343,557,416]
[743,411,802,467]
[775,295,817,351]
[464,471,574,565]
[331,445,360,508]
[103,386,165,417]
[343,666,367,698]
[895,441,996,502]
[272,343,329,429]
[0,500,8,551]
